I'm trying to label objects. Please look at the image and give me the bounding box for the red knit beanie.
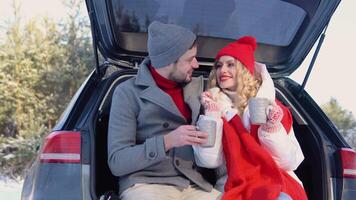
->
[215,36,257,75]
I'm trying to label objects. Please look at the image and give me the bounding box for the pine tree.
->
[322,98,356,148]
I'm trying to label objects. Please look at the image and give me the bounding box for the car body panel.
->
[339,177,356,199]
[21,163,81,200]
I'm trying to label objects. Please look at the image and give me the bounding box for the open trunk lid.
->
[86,0,341,77]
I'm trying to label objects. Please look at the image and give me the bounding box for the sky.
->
[0,0,355,116]
[291,0,356,116]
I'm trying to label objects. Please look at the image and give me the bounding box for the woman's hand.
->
[261,103,283,133]
[200,91,221,114]
[267,103,283,123]
[201,90,237,120]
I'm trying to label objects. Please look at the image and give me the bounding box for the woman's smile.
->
[219,74,232,82]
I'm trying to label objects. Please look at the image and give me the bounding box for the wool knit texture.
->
[215,36,257,75]
[149,66,191,123]
[148,21,196,68]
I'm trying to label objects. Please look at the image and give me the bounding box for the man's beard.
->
[169,66,191,84]
[171,72,191,85]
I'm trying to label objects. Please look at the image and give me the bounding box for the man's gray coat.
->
[107,58,213,194]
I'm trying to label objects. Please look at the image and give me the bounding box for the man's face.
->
[168,45,199,83]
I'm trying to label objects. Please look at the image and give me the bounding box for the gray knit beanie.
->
[147,21,196,68]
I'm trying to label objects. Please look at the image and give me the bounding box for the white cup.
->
[196,115,217,147]
[248,97,273,124]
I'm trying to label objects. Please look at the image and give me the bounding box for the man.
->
[108,21,221,200]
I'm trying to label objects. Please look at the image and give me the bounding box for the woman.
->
[193,36,307,200]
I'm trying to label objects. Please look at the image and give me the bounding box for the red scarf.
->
[222,101,307,200]
[149,65,191,123]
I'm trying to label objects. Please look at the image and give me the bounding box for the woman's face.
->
[215,55,238,91]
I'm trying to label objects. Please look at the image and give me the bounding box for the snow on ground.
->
[0,176,23,200]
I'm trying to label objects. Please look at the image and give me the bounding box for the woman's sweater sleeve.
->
[192,115,224,168]
[258,126,304,171]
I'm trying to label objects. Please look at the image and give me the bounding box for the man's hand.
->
[163,125,208,151]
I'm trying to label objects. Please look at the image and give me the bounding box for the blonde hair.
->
[209,61,262,116]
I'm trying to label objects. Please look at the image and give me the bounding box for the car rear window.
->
[110,0,306,46]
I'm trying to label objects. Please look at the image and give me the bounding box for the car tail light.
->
[340,148,356,178]
[40,131,81,163]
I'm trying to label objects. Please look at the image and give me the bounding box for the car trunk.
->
[85,0,347,199]
[88,63,343,200]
